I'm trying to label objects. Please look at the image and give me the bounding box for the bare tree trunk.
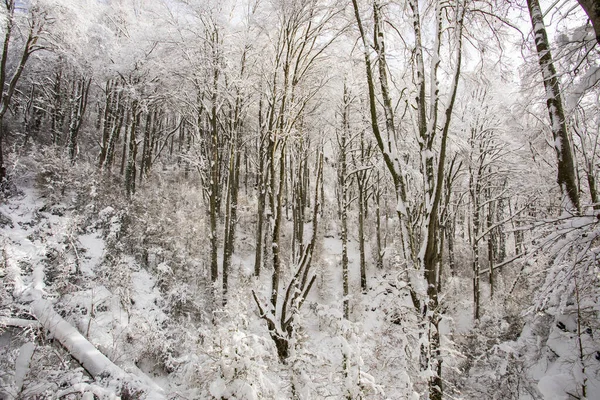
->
[67,77,91,163]
[120,110,128,176]
[22,84,35,145]
[222,139,239,306]
[291,141,307,262]
[496,186,507,264]
[375,172,384,269]
[527,0,580,212]
[270,141,285,308]
[357,180,367,293]
[103,92,125,171]
[209,61,221,283]
[471,175,481,320]
[98,79,115,166]
[447,218,456,277]
[0,0,43,181]
[339,84,350,320]
[222,56,246,304]
[124,100,140,197]
[584,159,599,209]
[51,67,63,146]
[254,133,266,276]
[139,110,152,184]
[487,190,496,297]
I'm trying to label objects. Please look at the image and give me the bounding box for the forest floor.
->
[0,169,410,399]
[3,157,590,399]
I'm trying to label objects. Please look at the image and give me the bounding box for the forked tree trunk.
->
[352,1,464,397]
[254,153,323,362]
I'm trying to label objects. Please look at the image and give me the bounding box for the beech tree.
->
[222,14,254,306]
[0,0,46,181]
[250,0,341,362]
[253,153,323,361]
[462,86,513,319]
[66,76,91,162]
[351,0,466,397]
[351,127,375,294]
[4,0,600,398]
[337,82,352,320]
[527,0,580,212]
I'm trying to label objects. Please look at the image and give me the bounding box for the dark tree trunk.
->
[98,79,115,167]
[527,0,581,212]
[124,100,140,197]
[103,92,124,171]
[0,0,42,181]
[139,111,152,184]
[375,172,384,269]
[51,68,63,146]
[67,77,91,163]
[357,180,367,293]
[339,84,350,319]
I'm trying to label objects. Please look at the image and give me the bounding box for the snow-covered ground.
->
[2,170,598,400]
[1,182,168,398]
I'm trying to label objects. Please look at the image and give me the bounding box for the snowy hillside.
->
[1,0,600,399]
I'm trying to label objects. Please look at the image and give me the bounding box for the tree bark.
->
[340,84,350,320]
[375,172,384,269]
[67,77,91,163]
[103,91,125,171]
[0,0,43,181]
[124,100,140,197]
[98,79,115,166]
[527,0,581,212]
[357,178,367,293]
[254,128,266,276]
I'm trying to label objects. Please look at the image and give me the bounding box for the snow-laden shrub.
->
[26,146,97,207]
[514,212,600,399]
[176,294,283,399]
[128,317,178,374]
[296,302,390,399]
[98,254,134,311]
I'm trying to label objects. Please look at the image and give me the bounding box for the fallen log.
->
[0,317,41,329]
[31,299,165,399]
